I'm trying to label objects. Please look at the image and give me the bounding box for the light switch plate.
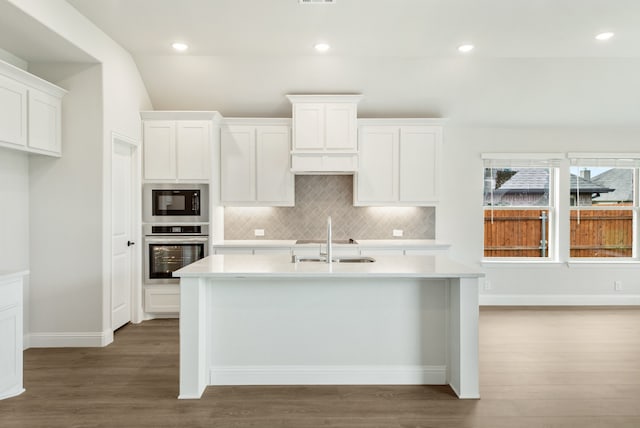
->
[393,229,403,237]
[254,229,265,237]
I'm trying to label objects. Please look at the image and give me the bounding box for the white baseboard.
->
[480,294,640,306]
[27,329,113,348]
[209,365,447,386]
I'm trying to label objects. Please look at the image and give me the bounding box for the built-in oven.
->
[143,224,209,284]
[143,183,209,223]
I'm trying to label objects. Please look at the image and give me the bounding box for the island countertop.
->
[174,254,484,279]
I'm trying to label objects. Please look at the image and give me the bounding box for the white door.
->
[111,141,134,330]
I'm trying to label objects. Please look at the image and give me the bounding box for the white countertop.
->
[212,239,450,248]
[174,254,483,279]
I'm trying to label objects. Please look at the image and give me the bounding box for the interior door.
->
[111,141,134,330]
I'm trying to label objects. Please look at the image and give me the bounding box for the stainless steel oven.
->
[143,224,209,284]
[143,183,209,223]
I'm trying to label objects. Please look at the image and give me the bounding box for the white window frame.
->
[568,153,640,261]
[481,153,563,262]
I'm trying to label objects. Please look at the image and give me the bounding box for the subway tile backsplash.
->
[224,175,435,240]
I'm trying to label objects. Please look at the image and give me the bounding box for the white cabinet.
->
[287,95,362,173]
[141,111,222,182]
[144,285,179,314]
[0,73,27,149]
[0,272,26,400]
[143,120,176,180]
[27,88,62,155]
[355,120,442,206]
[220,119,294,206]
[0,60,65,157]
[143,120,211,181]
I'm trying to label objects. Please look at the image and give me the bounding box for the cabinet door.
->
[0,74,27,149]
[28,89,62,155]
[0,278,22,398]
[325,103,357,151]
[144,121,176,180]
[220,126,256,203]
[256,126,294,205]
[356,126,398,204]
[399,126,440,203]
[292,103,324,150]
[176,121,210,181]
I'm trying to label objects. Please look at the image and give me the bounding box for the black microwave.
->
[143,184,209,223]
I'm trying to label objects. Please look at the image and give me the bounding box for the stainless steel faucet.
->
[326,216,332,264]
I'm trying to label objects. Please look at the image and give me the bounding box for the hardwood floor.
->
[1,307,639,427]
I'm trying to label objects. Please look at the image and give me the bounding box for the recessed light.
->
[172,42,189,52]
[595,32,614,41]
[458,44,474,53]
[314,42,330,52]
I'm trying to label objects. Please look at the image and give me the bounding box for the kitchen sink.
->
[295,239,358,244]
[292,256,375,263]
[334,256,375,263]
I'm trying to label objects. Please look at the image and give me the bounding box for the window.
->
[569,157,640,258]
[482,155,560,259]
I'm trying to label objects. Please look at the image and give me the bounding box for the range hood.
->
[291,153,358,174]
[287,94,362,174]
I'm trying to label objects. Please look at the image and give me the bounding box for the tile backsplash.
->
[224,175,435,240]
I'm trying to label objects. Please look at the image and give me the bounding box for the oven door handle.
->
[144,237,209,244]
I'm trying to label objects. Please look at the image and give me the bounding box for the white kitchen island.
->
[174,254,483,400]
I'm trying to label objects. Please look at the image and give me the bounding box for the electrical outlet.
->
[484,279,492,291]
[254,229,265,237]
[614,280,623,291]
[393,229,404,237]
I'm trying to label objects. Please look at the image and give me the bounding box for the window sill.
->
[481,260,564,268]
[567,260,640,268]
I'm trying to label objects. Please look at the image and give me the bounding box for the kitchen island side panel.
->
[206,278,448,369]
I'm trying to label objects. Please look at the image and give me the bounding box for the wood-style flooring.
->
[1,307,639,427]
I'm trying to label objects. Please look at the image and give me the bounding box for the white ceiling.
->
[8,0,640,125]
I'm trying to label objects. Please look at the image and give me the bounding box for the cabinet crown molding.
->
[140,111,223,122]
[222,117,291,126]
[0,60,66,97]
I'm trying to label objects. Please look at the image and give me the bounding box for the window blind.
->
[482,153,564,168]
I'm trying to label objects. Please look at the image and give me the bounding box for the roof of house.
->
[592,168,634,202]
[496,168,613,193]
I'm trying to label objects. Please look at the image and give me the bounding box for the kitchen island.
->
[174,254,483,400]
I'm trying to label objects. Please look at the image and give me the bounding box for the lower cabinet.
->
[144,285,179,314]
[0,273,25,400]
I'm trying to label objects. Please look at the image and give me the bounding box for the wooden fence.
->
[570,209,633,257]
[484,210,549,257]
[484,209,633,258]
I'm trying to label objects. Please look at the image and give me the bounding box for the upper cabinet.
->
[0,60,65,157]
[141,111,222,182]
[355,119,443,206]
[220,118,294,206]
[287,94,362,173]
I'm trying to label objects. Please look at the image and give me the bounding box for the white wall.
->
[0,47,27,70]
[0,148,29,272]
[0,147,30,337]
[439,126,640,304]
[29,64,103,335]
[8,0,152,345]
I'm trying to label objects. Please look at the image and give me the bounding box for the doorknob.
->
[127,241,135,247]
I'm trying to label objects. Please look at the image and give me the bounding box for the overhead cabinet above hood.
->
[287,94,363,174]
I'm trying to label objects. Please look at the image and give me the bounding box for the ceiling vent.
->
[299,0,336,4]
